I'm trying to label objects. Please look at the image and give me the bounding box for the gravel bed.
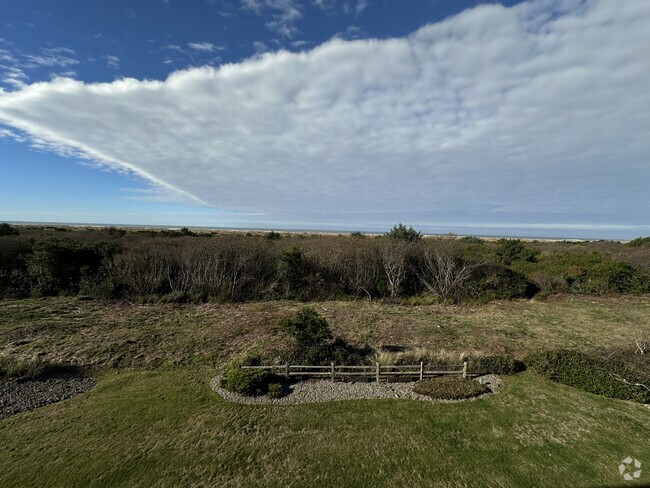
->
[0,375,96,419]
[211,374,502,405]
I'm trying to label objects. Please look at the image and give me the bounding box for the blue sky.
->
[0,0,649,239]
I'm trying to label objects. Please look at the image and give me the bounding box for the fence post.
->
[420,361,424,381]
[285,363,289,379]
[376,362,380,383]
[462,359,468,378]
[331,362,335,383]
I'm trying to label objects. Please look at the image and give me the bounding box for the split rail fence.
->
[242,360,470,383]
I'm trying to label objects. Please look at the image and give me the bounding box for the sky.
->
[0,0,649,239]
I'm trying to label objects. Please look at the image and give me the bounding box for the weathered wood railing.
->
[241,360,469,382]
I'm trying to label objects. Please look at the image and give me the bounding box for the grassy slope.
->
[1,369,649,487]
[1,295,650,369]
[1,296,650,486]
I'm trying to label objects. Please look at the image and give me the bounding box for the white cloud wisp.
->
[0,0,649,234]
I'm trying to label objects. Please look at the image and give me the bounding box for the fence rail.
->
[241,361,470,382]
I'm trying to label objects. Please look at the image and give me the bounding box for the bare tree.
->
[379,239,409,298]
[348,241,381,299]
[418,239,477,302]
[115,242,169,295]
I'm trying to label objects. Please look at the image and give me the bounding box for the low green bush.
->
[464,264,535,301]
[220,362,271,396]
[467,355,521,375]
[267,382,286,398]
[626,236,650,248]
[413,376,488,400]
[527,350,650,404]
[220,358,289,397]
[513,252,650,295]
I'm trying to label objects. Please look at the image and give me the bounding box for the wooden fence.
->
[241,361,469,382]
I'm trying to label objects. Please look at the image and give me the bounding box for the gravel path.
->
[211,374,502,405]
[0,375,95,419]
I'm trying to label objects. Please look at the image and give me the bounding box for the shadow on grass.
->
[0,356,89,381]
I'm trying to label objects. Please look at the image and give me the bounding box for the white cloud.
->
[24,48,79,68]
[50,70,76,80]
[0,126,26,142]
[312,0,335,11]
[104,55,120,69]
[187,42,218,52]
[290,40,309,49]
[314,0,363,16]
[241,0,303,37]
[333,25,364,40]
[1,46,80,90]
[0,0,649,231]
[240,0,264,15]
[0,49,16,63]
[252,41,269,54]
[1,66,27,88]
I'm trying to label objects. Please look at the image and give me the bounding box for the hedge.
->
[467,355,522,375]
[526,350,649,404]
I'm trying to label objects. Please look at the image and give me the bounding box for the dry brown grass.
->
[1,294,649,369]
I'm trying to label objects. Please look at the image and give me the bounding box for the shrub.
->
[496,239,539,265]
[626,237,650,248]
[267,382,286,398]
[220,361,271,396]
[527,350,650,404]
[461,236,484,245]
[512,252,650,295]
[467,355,521,375]
[276,247,309,299]
[464,264,534,301]
[413,376,488,400]
[281,307,332,349]
[0,223,19,236]
[27,238,119,296]
[385,223,422,242]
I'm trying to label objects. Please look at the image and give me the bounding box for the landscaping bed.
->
[0,375,95,419]
[210,374,501,405]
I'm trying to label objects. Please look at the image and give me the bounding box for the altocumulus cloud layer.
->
[1,0,649,234]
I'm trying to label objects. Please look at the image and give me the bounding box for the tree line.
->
[1,223,649,303]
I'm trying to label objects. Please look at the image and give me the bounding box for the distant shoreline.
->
[2,220,626,243]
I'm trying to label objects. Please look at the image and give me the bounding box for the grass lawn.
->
[1,369,648,487]
[1,296,649,486]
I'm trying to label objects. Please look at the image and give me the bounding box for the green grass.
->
[1,295,649,485]
[1,295,649,369]
[1,369,648,487]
